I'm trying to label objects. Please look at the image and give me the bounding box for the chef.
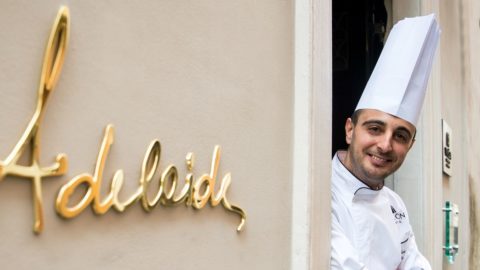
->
[331,14,441,269]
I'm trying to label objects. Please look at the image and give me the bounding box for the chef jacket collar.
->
[334,151,382,201]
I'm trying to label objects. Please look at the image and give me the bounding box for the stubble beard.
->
[347,145,390,188]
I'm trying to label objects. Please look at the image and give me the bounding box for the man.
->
[331,14,441,269]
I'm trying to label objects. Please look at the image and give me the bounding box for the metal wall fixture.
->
[443,201,459,264]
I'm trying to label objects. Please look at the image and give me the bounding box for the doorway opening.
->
[332,0,387,155]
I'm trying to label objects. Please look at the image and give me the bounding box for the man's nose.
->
[376,134,393,153]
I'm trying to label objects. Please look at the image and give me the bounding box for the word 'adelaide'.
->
[0,7,246,234]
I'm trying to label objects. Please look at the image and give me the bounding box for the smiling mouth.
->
[368,154,392,165]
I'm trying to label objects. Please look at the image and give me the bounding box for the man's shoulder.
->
[381,186,409,211]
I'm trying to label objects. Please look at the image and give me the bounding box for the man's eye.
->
[368,126,381,133]
[395,133,409,143]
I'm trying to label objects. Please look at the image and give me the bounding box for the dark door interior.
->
[332,0,387,155]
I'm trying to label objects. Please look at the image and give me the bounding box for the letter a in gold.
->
[0,7,70,234]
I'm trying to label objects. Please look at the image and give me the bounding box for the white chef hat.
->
[355,14,441,126]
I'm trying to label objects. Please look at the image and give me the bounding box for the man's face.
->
[343,109,416,189]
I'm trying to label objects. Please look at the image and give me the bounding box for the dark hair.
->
[351,109,363,125]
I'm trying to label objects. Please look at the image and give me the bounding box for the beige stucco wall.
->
[462,0,480,269]
[0,1,295,269]
[439,1,470,269]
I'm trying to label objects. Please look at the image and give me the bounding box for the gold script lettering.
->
[2,6,247,234]
[56,125,247,231]
[0,7,69,234]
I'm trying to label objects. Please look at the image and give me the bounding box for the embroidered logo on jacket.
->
[391,205,406,224]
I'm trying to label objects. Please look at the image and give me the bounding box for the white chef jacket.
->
[331,151,431,270]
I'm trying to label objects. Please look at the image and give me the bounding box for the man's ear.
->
[345,118,354,145]
[408,138,416,150]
